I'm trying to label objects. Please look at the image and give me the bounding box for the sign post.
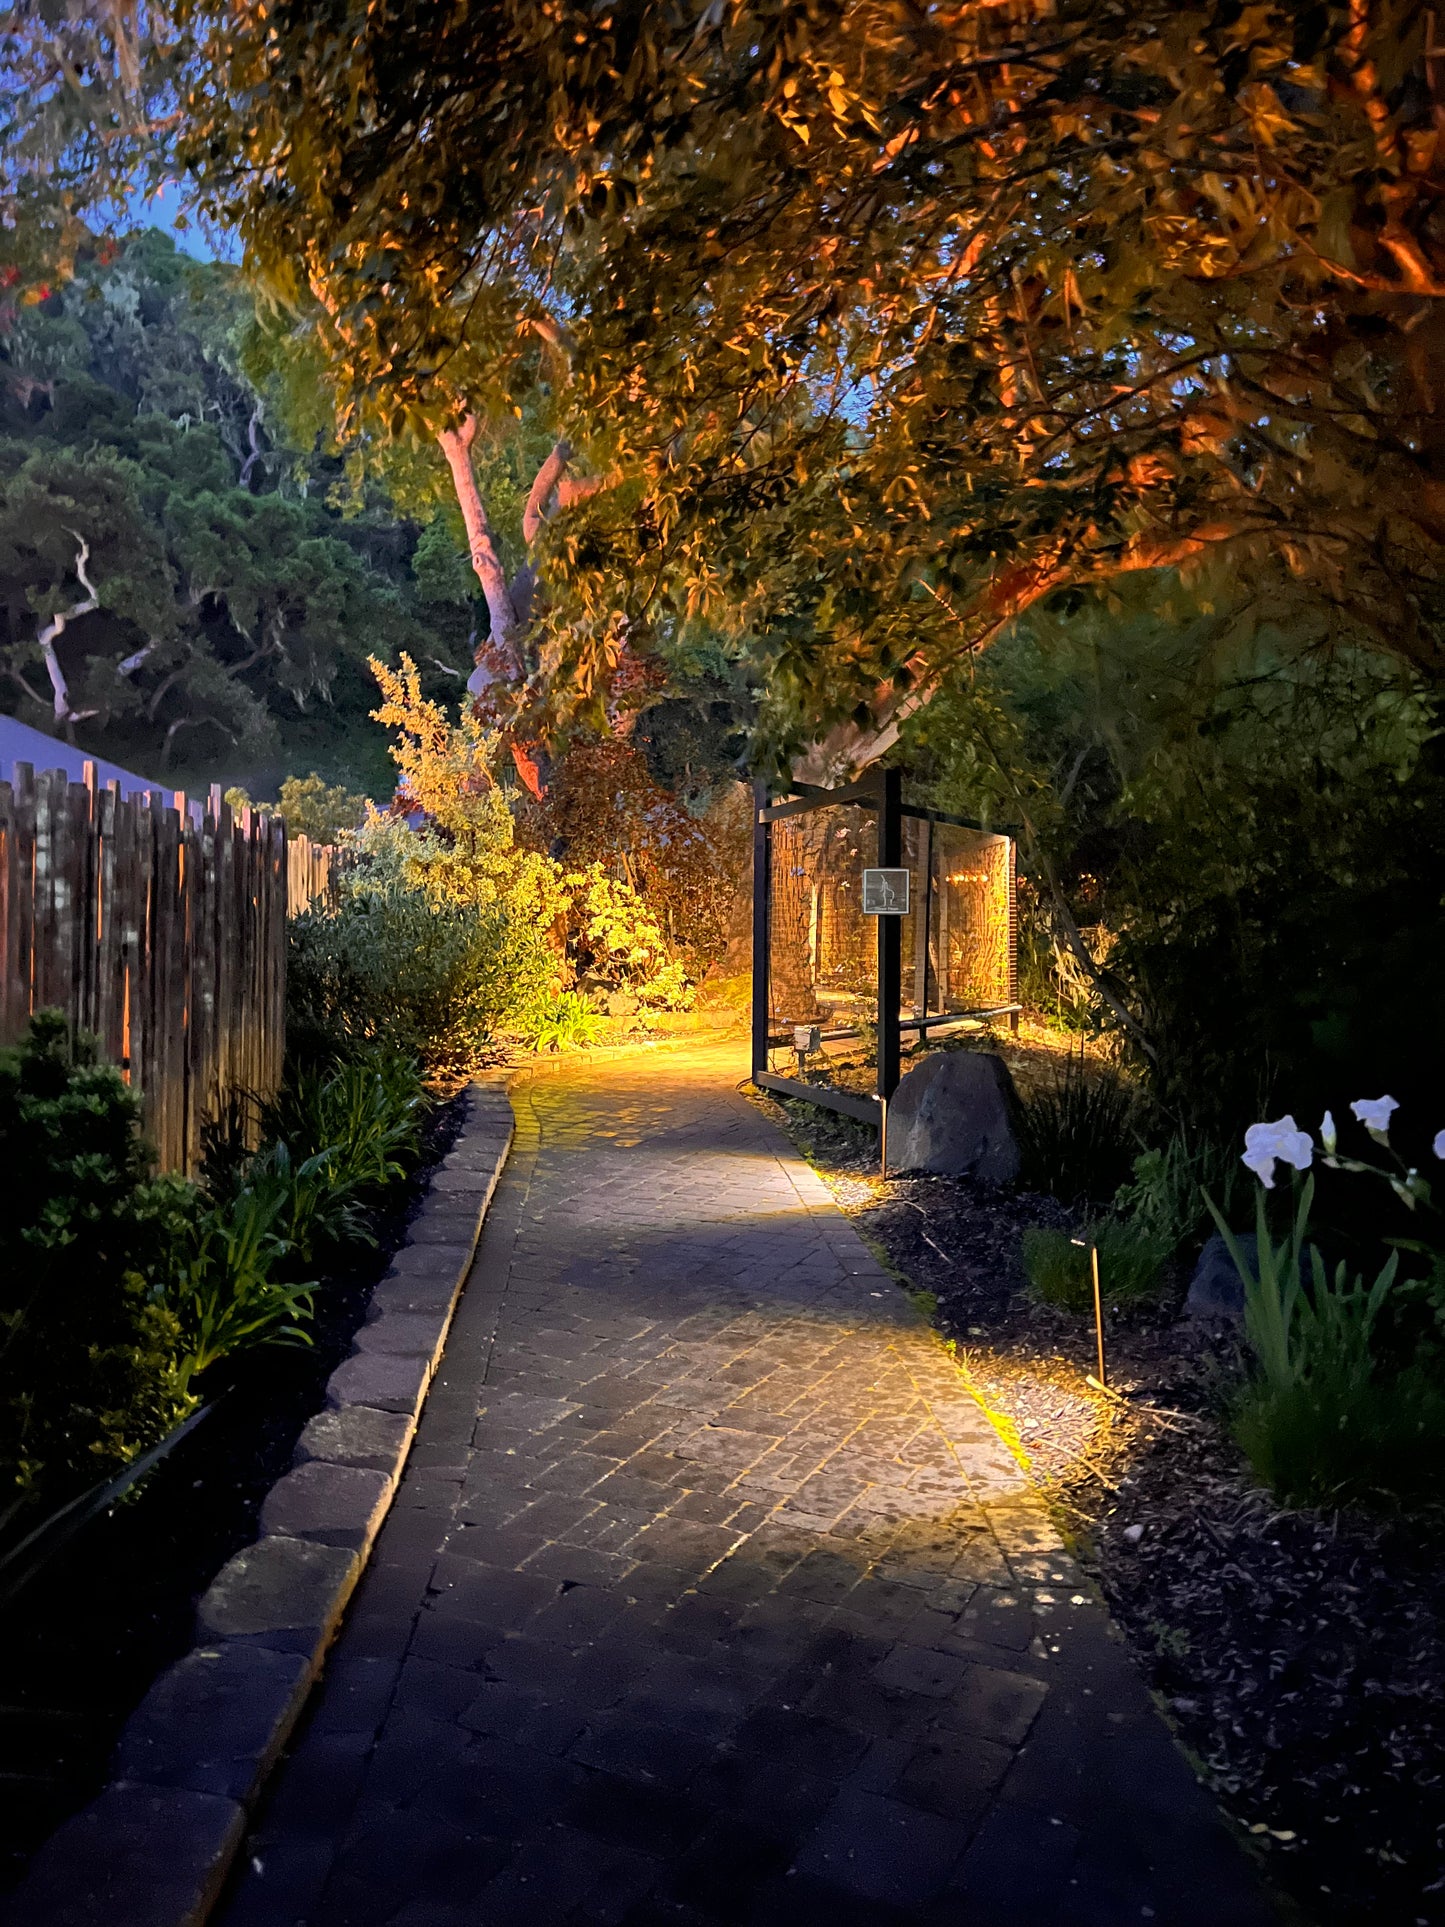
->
[873,768,903,1107]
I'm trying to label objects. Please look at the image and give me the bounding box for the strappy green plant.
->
[1204,1179,1445,1508]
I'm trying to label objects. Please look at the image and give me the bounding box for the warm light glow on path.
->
[216,1038,1274,1924]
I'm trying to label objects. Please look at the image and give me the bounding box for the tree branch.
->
[35,529,100,722]
[238,400,265,490]
[8,664,52,710]
[529,314,577,361]
[521,439,573,547]
[840,520,1249,768]
[117,641,157,677]
[436,413,522,670]
[556,473,604,513]
[1038,858,1157,1062]
[509,444,608,631]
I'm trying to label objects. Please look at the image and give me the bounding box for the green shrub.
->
[563,864,695,1009]
[0,1014,195,1527]
[166,1183,317,1396]
[1016,1048,1139,1202]
[261,1052,425,1196]
[1209,1177,1445,1508]
[0,1016,431,1582]
[1022,1218,1171,1311]
[517,989,608,1052]
[1114,1128,1245,1255]
[288,884,548,1072]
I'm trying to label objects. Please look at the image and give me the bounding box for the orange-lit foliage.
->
[515,737,749,973]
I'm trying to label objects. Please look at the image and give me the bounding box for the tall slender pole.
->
[913,816,932,1018]
[876,767,902,1106]
[751,779,771,1087]
[1091,1243,1107,1388]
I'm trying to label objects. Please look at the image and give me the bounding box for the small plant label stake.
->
[1073,1236,1108,1390]
[792,1024,821,1075]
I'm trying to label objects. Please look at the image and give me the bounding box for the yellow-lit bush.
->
[362,656,697,1045]
[368,654,566,930]
[565,863,694,1010]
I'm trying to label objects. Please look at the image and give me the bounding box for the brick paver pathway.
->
[219,1041,1277,1927]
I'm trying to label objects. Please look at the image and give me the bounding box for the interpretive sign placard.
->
[861,868,910,915]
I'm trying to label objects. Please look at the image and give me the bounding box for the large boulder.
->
[1185,1234,1250,1323]
[1184,1233,1309,1323]
[886,1049,1021,1181]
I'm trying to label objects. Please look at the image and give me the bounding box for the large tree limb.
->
[35,530,100,723]
[437,412,609,699]
[509,439,608,632]
[833,519,1248,771]
[556,473,604,513]
[521,439,573,547]
[436,413,523,670]
[238,400,265,490]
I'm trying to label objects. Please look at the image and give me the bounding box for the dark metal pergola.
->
[750,769,1019,1135]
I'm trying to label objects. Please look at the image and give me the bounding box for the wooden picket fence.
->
[287,834,347,916]
[0,762,335,1174]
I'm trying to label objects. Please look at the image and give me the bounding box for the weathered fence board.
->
[0,762,335,1174]
[287,835,345,916]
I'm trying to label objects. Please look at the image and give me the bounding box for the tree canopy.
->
[107,0,1441,762]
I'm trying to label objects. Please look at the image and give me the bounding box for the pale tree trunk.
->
[37,531,101,724]
[436,413,602,694]
[436,415,523,675]
[238,401,266,491]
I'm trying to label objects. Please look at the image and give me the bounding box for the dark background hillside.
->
[0,230,476,798]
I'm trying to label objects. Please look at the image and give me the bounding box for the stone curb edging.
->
[4,1078,515,1927]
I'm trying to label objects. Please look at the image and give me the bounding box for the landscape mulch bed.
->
[0,1091,467,1894]
[757,1085,1445,1927]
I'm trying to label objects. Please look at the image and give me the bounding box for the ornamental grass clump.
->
[165,1181,318,1399]
[1114,1128,1245,1257]
[1212,1096,1445,1511]
[261,1052,426,1198]
[1016,1047,1139,1203]
[1022,1218,1171,1312]
[202,1050,431,1267]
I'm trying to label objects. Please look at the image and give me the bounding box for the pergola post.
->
[876,766,902,1101]
[751,778,771,1087]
